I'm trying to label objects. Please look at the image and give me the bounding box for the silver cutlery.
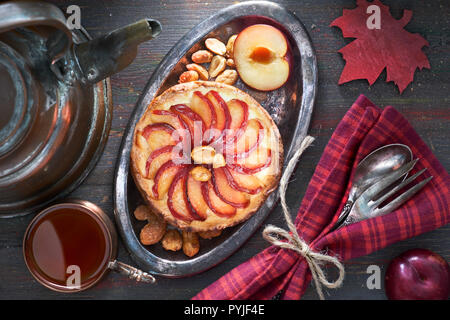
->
[331,144,413,231]
[338,158,433,228]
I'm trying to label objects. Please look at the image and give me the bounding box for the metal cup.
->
[23,199,155,292]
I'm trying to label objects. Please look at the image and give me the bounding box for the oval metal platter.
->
[114,1,317,277]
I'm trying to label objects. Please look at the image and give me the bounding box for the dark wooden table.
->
[1,0,449,300]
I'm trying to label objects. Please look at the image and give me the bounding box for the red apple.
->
[385,248,450,300]
[234,24,290,91]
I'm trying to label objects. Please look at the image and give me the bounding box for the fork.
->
[336,159,433,228]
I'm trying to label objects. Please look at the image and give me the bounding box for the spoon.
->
[330,143,413,231]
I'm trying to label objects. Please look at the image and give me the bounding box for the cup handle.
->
[108,260,156,283]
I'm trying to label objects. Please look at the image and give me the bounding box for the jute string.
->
[262,135,345,300]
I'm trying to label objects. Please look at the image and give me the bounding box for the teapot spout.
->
[74,19,161,84]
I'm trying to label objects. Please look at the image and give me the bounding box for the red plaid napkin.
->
[193,94,450,300]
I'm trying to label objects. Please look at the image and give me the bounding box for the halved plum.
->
[224,166,263,194]
[151,161,185,199]
[212,167,250,208]
[202,180,236,217]
[228,147,272,174]
[186,172,209,220]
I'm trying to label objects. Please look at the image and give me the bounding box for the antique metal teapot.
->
[0,1,161,217]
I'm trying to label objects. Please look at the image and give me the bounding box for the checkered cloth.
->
[193,94,450,300]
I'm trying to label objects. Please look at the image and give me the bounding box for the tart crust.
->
[131,81,283,232]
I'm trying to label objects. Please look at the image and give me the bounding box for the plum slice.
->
[202,180,236,218]
[224,166,263,194]
[151,161,185,200]
[225,119,264,158]
[212,167,250,208]
[146,145,181,179]
[190,91,216,129]
[223,99,249,146]
[228,147,272,174]
[150,109,186,131]
[170,104,205,146]
[167,168,195,222]
[140,123,178,152]
[205,90,231,144]
[186,172,209,221]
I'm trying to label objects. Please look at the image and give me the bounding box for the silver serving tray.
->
[114,1,317,277]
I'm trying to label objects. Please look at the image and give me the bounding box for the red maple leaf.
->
[330,0,430,93]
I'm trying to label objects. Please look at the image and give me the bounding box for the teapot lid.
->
[0,1,72,156]
[0,1,112,217]
[0,42,33,156]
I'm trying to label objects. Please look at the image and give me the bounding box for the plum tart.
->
[131,81,283,232]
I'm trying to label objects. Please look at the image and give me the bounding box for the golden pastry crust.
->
[131,81,283,232]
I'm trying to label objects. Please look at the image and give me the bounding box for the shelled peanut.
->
[134,204,221,258]
[178,34,239,86]
[134,205,167,245]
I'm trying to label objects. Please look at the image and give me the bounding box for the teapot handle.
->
[0,1,73,72]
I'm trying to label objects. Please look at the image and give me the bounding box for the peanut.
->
[191,50,213,64]
[191,145,216,165]
[208,55,226,78]
[215,69,238,85]
[186,63,209,80]
[134,204,151,221]
[178,70,199,83]
[190,166,212,182]
[226,58,235,68]
[198,229,222,239]
[161,229,182,251]
[205,38,226,56]
[225,34,237,58]
[140,214,167,245]
[212,153,226,168]
[182,231,200,257]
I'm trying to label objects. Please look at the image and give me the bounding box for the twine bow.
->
[262,135,345,300]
